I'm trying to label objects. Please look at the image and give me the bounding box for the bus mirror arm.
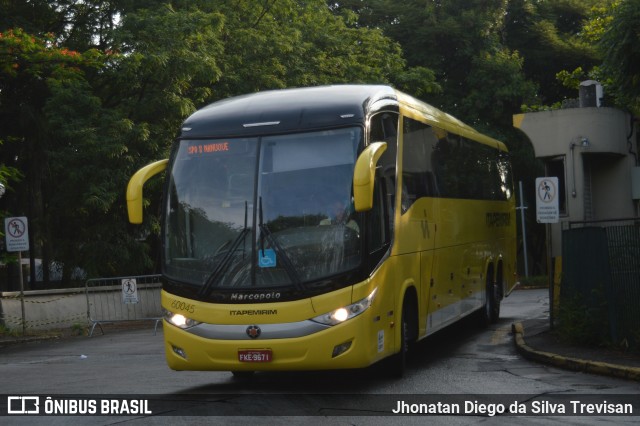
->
[126,159,169,224]
[353,142,387,212]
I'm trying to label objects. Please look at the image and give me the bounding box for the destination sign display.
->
[183,139,251,157]
[187,141,229,155]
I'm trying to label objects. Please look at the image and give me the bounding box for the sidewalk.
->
[513,319,640,381]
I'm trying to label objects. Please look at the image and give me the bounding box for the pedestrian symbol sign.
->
[5,216,29,252]
[535,177,559,223]
[122,278,139,304]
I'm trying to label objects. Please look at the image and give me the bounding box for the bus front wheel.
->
[388,296,417,378]
[388,308,408,378]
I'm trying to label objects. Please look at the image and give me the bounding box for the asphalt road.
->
[1,288,638,425]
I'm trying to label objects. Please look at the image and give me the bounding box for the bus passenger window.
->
[401,117,438,213]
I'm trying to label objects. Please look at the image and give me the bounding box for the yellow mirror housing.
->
[353,142,387,212]
[126,159,169,224]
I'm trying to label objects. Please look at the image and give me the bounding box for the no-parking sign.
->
[4,216,29,252]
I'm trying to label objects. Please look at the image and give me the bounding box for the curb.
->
[512,322,640,382]
[0,334,61,347]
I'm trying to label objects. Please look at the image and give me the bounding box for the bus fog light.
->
[332,341,352,358]
[172,345,187,359]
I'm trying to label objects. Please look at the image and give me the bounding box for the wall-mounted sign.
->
[535,177,559,223]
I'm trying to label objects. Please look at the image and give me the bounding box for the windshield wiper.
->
[199,202,249,296]
[258,197,305,290]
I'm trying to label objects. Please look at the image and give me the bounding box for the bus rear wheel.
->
[481,273,500,325]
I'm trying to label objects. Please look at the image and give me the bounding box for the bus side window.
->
[401,117,438,213]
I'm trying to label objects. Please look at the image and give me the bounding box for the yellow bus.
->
[127,85,517,377]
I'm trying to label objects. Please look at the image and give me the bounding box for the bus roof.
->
[180,85,506,151]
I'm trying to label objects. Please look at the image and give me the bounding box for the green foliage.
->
[503,0,601,105]
[519,275,549,288]
[556,67,587,90]
[599,0,640,113]
[205,0,406,97]
[556,285,611,347]
[0,323,19,337]
[70,323,87,336]
[0,0,636,284]
[462,49,537,129]
[0,0,411,282]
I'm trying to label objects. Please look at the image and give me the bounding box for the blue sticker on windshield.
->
[258,249,276,268]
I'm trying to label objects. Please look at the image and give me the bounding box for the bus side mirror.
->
[353,142,387,212]
[126,159,169,224]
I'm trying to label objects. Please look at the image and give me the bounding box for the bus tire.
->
[481,271,500,325]
[388,306,408,378]
[388,292,417,378]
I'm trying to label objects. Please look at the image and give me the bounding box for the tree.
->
[1,0,419,283]
[42,4,227,279]
[326,1,547,273]
[0,27,105,283]
[503,0,602,105]
[599,0,640,113]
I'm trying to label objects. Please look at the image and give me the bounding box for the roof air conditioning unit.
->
[579,80,603,108]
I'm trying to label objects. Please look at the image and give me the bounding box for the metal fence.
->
[563,218,640,349]
[85,274,163,336]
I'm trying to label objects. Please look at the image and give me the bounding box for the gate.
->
[563,219,640,349]
[85,274,162,336]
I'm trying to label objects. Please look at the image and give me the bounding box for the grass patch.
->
[519,275,549,289]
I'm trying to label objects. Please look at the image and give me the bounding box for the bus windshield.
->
[164,127,363,293]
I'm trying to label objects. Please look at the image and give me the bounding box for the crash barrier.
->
[85,274,163,337]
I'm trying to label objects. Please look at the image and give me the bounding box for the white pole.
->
[18,251,26,336]
[517,181,529,277]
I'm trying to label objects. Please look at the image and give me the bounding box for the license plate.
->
[238,349,272,363]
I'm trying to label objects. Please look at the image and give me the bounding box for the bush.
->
[555,284,610,347]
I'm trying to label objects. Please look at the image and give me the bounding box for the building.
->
[513,81,640,258]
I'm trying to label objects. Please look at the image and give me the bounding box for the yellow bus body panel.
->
[161,261,402,371]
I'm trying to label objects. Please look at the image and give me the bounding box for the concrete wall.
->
[1,288,88,331]
[513,107,631,157]
[1,284,162,332]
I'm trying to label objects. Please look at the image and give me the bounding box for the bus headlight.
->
[164,309,201,329]
[311,288,377,326]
